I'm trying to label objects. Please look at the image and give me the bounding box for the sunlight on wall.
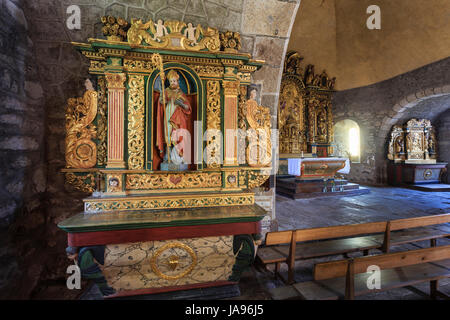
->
[334,119,360,163]
[349,127,360,159]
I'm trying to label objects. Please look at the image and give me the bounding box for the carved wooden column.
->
[105,73,127,169]
[206,80,221,168]
[223,80,240,166]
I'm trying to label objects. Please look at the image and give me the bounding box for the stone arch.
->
[378,85,450,144]
[375,85,450,184]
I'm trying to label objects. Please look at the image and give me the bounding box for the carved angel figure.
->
[128,19,168,45]
[154,19,168,40]
[184,23,200,45]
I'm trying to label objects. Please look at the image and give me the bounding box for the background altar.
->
[276,51,368,199]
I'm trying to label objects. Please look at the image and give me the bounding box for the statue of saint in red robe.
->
[153,69,194,170]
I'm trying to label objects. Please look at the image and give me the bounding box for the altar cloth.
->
[288,157,350,176]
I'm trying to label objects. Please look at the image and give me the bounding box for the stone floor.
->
[82,186,450,300]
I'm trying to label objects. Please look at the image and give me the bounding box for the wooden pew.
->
[270,245,450,300]
[384,214,450,251]
[256,213,450,284]
[256,221,388,284]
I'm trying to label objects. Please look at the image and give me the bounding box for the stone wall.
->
[0,0,49,298]
[333,57,450,185]
[436,109,450,184]
[0,0,300,298]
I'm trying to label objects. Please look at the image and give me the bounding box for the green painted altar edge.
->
[58,204,266,233]
[72,40,264,68]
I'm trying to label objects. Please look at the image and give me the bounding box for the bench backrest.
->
[313,244,450,280]
[390,213,450,231]
[265,221,387,246]
[264,213,450,246]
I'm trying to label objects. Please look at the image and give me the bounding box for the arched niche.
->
[334,119,360,163]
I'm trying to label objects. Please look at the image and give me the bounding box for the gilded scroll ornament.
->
[65,172,96,193]
[220,31,241,53]
[84,193,255,213]
[245,92,272,167]
[89,60,106,73]
[327,103,334,143]
[105,73,126,89]
[388,125,405,161]
[127,75,145,169]
[238,86,248,163]
[247,170,270,189]
[126,172,222,190]
[150,242,197,281]
[124,59,155,72]
[101,16,129,42]
[65,81,98,169]
[127,19,220,52]
[190,65,224,78]
[127,19,170,47]
[206,80,221,168]
[307,100,316,143]
[97,76,107,166]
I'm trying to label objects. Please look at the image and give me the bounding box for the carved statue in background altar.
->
[284,51,304,75]
[305,65,314,85]
[395,135,404,154]
[278,80,305,154]
[317,109,327,141]
[428,130,436,155]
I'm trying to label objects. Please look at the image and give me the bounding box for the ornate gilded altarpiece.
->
[387,119,447,186]
[58,17,272,298]
[278,51,336,175]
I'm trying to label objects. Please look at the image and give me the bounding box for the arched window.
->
[334,119,360,163]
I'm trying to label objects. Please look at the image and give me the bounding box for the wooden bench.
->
[256,213,450,284]
[270,245,450,300]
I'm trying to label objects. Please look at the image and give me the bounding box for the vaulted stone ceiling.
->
[289,0,450,91]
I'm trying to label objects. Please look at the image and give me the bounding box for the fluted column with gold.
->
[105,73,127,169]
[223,80,240,166]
